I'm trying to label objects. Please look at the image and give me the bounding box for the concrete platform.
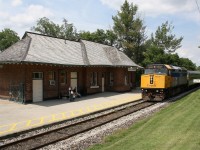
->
[0,90,141,137]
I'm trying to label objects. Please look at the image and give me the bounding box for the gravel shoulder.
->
[41,101,170,150]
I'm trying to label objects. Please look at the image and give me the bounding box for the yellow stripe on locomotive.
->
[141,74,171,89]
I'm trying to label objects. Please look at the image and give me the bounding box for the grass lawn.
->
[89,89,200,150]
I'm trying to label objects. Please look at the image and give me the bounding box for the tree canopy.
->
[142,20,196,70]
[31,17,78,40]
[179,58,196,70]
[0,28,20,52]
[112,0,147,64]
[142,44,196,70]
[151,21,183,53]
[79,29,117,46]
[31,17,61,37]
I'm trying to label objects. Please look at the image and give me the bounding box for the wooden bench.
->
[60,91,69,99]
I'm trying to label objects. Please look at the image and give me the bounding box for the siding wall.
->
[0,64,135,103]
[0,64,25,98]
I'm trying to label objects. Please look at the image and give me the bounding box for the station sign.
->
[128,67,137,71]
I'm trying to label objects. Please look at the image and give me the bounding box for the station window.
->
[32,72,43,79]
[125,74,128,85]
[48,71,55,80]
[109,72,114,86]
[90,72,98,86]
[48,71,56,85]
[60,70,67,84]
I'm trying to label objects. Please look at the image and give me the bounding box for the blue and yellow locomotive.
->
[141,64,200,101]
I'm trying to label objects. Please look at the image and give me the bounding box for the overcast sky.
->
[0,0,200,66]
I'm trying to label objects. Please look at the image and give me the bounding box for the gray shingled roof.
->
[0,36,31,62]
[0,32,139,67]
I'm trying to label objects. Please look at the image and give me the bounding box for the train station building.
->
[0,32,140,103]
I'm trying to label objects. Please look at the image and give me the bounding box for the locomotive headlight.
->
[156,90,159,92]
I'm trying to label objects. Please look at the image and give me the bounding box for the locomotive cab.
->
[141,64,171,101]
[141,64,188,101]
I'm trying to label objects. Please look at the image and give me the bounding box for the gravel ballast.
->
[41,101,170,150]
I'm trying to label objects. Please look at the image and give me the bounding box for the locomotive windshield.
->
[144,65,168,75]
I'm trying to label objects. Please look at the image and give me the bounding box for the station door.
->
[70,72,77,89]
[32,72,43,102]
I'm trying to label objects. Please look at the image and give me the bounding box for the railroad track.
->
[0,100,155,150]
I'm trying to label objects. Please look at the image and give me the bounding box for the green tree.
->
[31,17,61,37]
[60,19,79,40]
[0,28,20,52]
[142,45,165,67]
[79,31,93,41]
[142,21,196,69]
[151,21,183,53]
[105,30,117,46]
[31,17,78,40]
[112,0,147,64]
[79,29,117,46]
[165,53,180,66]
[178,58,196,70]
[91,29,107,44]
[142,45,196,70]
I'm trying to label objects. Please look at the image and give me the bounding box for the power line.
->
[196,0,200,14]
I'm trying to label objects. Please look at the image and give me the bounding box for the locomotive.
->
[141,64,200,101]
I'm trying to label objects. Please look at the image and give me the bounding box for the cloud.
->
[0,12,9,18]
[177,40,200,66]
[11,0,22,7]
[178,49,200,66]
[1,5,53,28]
[0,4,53,37]
[100,0,123,10]
[100,0,199,21]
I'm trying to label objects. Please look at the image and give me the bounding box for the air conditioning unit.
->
[49,80,55,85]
